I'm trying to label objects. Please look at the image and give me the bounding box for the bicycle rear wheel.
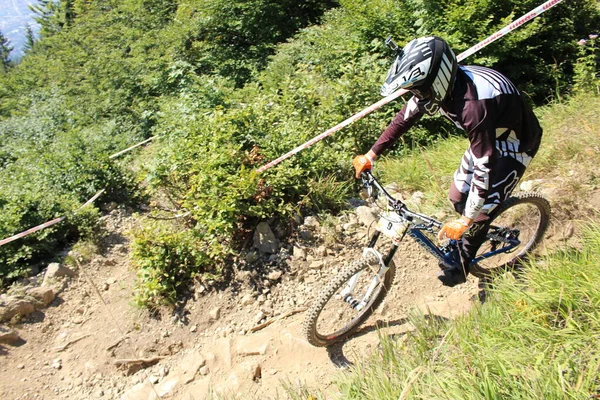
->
[471,192,551,278]
[303,253,396,347]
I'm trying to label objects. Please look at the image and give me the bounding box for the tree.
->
[0,30,13,72]
[30,0,75,38]
[185,0,338,86]
[24,24,37,53]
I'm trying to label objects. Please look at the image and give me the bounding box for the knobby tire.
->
[303,253,396,347]
[471,192,551,278]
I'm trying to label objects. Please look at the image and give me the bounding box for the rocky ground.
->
[0,178,592,400]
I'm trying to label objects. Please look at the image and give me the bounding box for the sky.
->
[0,0,39,59]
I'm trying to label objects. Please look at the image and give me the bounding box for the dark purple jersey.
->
[371,65,542,219]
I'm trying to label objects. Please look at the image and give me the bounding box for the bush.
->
[131,220,224,308]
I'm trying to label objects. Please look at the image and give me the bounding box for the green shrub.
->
[131,219,224,308]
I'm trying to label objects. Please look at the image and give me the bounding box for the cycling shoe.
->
[437,265,468,287]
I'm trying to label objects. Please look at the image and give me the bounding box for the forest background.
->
[0,0,598,307]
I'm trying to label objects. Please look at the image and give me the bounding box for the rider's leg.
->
[439,156,529,286]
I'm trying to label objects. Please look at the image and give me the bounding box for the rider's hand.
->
[353,154,373,179]
[438,216,473,240]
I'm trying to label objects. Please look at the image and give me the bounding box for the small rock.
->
[190,325,197,333]
[177,353,206,384]
[356,206,378,227]
[245,251,260,263]
[384,182,400,193]
[254,311,265,324]
[342,222,358,231]
[315,246,328,257]
[209,307,221,321]
[104,258,116,267]
[261,307,273,317]
[23,265,41,278]
[148,376,159,384]
[199,366,209,376]
[309,261,325,270]
[303,216,320,229]
[159,366,169,378]
[293,246,307,260]
[27,286,56,307]
[410,191,424,205]
[348,198,367,207]
[298,229,313,240]
[253,222,279,254]
[43,263,76,283]
[0,326,21,345]
[51,358,62,370]
[120,382,154,400]
[241,293,254,306]
[267,270,282,281]
[519,179,544,192]
[558,221,575,241]
[0,298,35,322]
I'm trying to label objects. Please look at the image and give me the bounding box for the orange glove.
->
[438,216,473,240]
[352,155,373,178]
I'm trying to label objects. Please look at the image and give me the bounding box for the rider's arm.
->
[370,97,424,157]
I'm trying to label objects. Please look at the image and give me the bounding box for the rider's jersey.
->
[370,65,543,219]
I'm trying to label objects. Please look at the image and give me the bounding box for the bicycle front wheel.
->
[471,192,551,278]
[303,253,396,347]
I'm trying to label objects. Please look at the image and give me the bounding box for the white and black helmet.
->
[380,36,458,114]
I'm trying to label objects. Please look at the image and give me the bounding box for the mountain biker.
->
[353,36,543,287]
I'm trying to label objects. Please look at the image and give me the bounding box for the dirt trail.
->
[0,180,592,400]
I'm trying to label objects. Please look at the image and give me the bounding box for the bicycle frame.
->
[339,171,524,311]
[360,170,522,270]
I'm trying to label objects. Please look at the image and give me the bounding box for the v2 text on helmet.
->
[380,36,458,115]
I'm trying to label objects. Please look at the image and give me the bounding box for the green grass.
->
[334,225,600,399]
[528,92,600,182]
[376,136,466,215]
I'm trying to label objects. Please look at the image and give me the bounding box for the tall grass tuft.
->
[336,224,600,399]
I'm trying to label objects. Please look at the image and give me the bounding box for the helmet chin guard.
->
[380,36,457,115]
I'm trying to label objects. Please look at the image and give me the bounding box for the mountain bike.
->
[303,170,551,347]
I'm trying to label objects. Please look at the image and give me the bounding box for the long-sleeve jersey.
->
[371,65,543,219]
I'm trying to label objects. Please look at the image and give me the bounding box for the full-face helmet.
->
[380,36,458,115]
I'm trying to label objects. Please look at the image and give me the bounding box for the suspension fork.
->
[340,232,399,310]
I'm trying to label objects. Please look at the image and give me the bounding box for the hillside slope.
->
[0,92,598,399]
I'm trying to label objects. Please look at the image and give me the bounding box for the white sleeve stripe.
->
[468,66,518,94]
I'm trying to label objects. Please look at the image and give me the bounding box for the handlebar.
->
[360,170,443,229]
